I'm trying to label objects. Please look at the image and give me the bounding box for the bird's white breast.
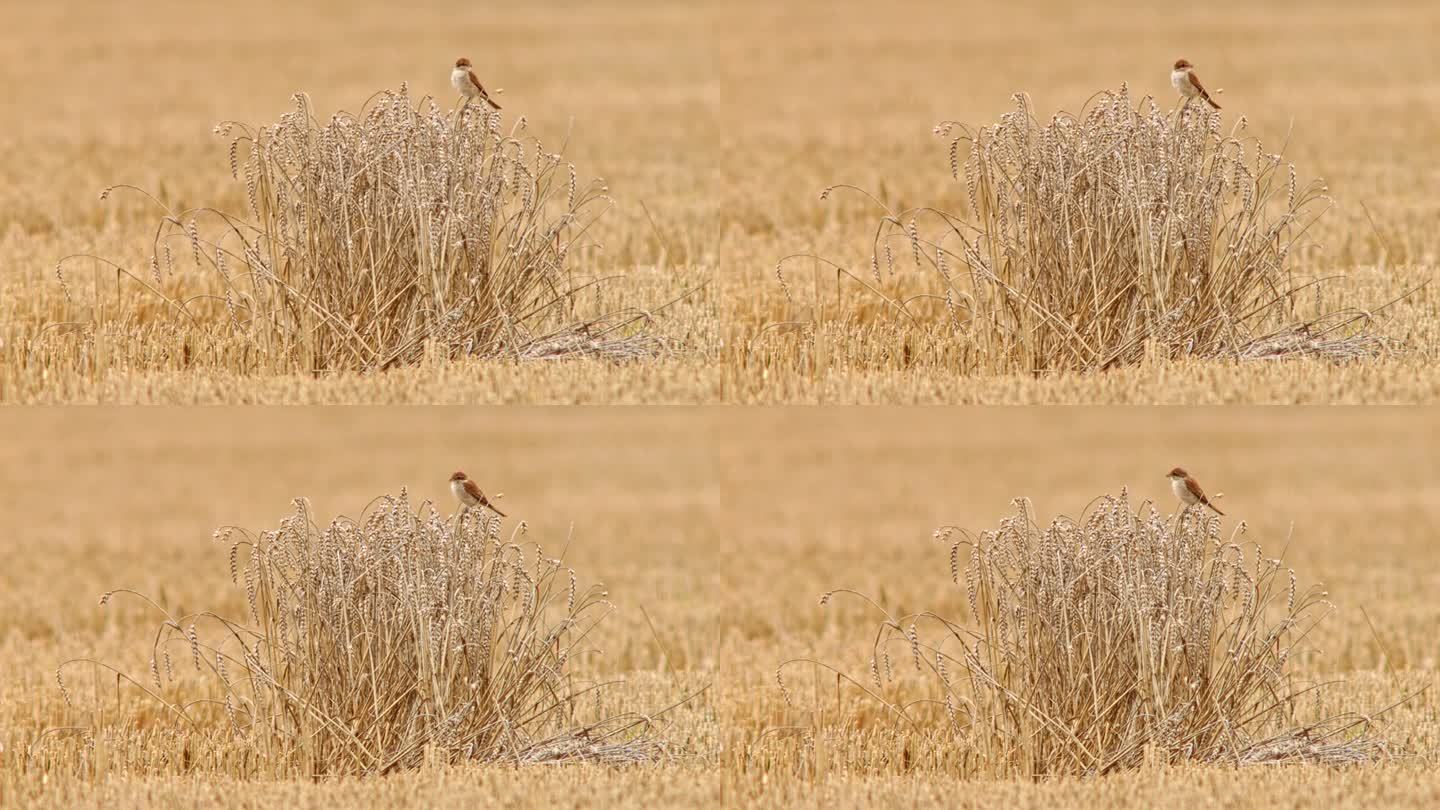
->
[451,68,472,95]
[1170,477,1194,503]
[1171,70,1195,96]
[451,479,471,504]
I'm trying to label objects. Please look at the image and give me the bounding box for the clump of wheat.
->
[779,85,1388,372]
[53,491,664,777]
[56,85,665,372]
[779,490,1388,777]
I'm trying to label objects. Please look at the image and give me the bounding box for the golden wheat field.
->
[4,0,1440,806]
[0,408,1438,807]
[1,0,1438,403]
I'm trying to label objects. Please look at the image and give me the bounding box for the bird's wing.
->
[1186,72,1221,108]
[463,478,488,503]
[461,479,506,516]
[468,71,502,109]
[1185,477,1209,503]
[1188,478,1224,513]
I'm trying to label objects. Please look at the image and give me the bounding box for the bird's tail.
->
[486,96,502,111]
[1204,93,1221,110]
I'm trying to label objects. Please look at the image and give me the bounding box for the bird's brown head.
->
[450,471,468,482]
[1167,467,1188,479]
[1173,59,1193,71]
[455,57,472,69]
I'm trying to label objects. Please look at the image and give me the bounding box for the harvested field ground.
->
[1,0,1437,402]
[1,408,1437,806]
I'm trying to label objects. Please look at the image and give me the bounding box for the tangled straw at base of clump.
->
[1236,719,1390,767]
[516,731,671,765]
[777,85,1395,373]
[778,490,1393,778]
[515,321,678,362]
[1236,321,1390,362]
[48,491,668,778]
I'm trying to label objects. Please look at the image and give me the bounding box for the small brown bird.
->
[451,57,502,110]
[1167,467,1223,515]
[450,471,506,516]
[1171,59,1221,110]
